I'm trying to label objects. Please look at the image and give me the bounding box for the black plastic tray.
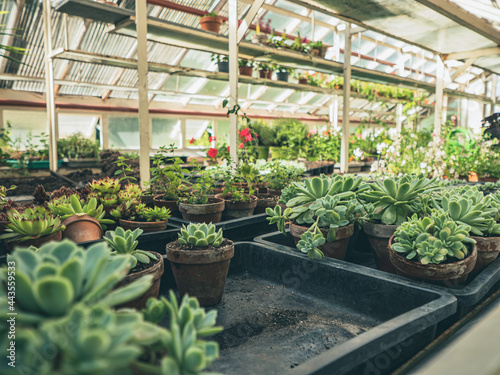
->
[168,213,273,242]
[159,242,456,375]
[255,231,500,320]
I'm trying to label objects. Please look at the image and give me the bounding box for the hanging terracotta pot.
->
[200,16,223,33]
[62,214,103,243]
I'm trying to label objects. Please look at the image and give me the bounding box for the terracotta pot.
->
[389,236,477,286]
[259,70,272,79]
[116,252,164,310]
[119,219,168,232]
[166,239,234,306]
[289,222,354,260]
[200,16,223,33]
[309,48,326,58]
[239,66,253,76]
[363,221,399,273]
[153,195,180,217]
[4,231,62,253]
[255,194,279,214]
[298,78,308,85]
[471,235,500,273]
[215,194,258,220]
[62,214,103,243]
[178,197,225,224]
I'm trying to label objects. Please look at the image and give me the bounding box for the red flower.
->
[255,133,259,138]
[245,134,253,142]
[227,146,230,152]
[189,137,195,144]
[207,148,218,158]
[209,136,216,142]
[239,128,250,137]
[239,143,244,149]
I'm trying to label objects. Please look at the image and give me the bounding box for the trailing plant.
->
[0,206,65,241]
[392,211,476,264]
[177,222,224,247]
[104,227,157,268]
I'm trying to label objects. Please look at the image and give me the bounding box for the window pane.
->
[58,114,98,139]
[185,119,212,148]
[3,110,48,149]
[216,119,230,144]
[108,116,139,149]
[152,118,182,148]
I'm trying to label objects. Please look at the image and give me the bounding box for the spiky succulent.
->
[89,177,121,195]
[119,183,142,201]
[431,186,500,236]
[0,206,65,241]
[111,200,171,222]
[359,175,439,225]
[48,194,115,228]
[392,211,476,265]
[178,223,224,247]
[104,227,156,268]
[0,240,152,322]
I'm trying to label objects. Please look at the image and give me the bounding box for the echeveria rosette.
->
[416,239,449,265]
[177,223,224,247]
[296,231,325,259]
[104,227,157,267]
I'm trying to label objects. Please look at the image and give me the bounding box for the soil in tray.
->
[199,273,380,375]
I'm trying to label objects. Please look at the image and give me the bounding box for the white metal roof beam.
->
[445,47,500,61]
[450,57,477,81]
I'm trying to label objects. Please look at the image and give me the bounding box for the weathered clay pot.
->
[119,219,168,232]
[62,214,103,243]
[141,194,155,206]
[4,231,62,253]
[298,78,308,85]
[309,48,326,58]
[215,194,257,220]
[259,70,272,79]
[178,197,225,224]
[239,66,253,77]
[103,204,118,219]
[268,189,282,196]
[200,16,223,33]
[255,194,279,214]
[389,236,477,286]
[363,221,399,273]
[166,239,234,306]
[116,252,164,310]
[289,222,354,260]
[471,235,500,273]
[153,195,180,217]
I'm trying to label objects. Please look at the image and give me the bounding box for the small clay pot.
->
[4,231,62,253]
[298,78,308,85]
[62,214,103,243]
[178,197,225,224]
[309,48,326,58]
[363,221,399,273]
[200,16,223,33]
[268,189,282,197]
[166,239,234,306]
[259,70,272,79]
[215,194,258,220]
[389,236,477,286]
[153,195,180,217]
[471,235,500,273]
[141,194,155,206]
[119,219,168,232]
[239,66,253,77]
[289,222,354,260]
[115,252,164,310]
[255,194,279,214]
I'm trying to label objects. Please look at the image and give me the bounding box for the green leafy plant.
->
[111,200,171,222]
[150,145,190,200]
[114,155,137,183]
[56,133,100,160]
[48,194,115,228]
[88,177,122,206]
[104,227,157,268]
[359,175,439,225]
[211,53,229,63]
[0,206,65,241]
[261,162,303,190]
[238,59,253,67]
[177,222,224,247]
[202,11,219,17]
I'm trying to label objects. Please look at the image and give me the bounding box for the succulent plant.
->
[89,177,121,195]
[0,185,15,209]
[111,200,171,222]
[392,211,476,265]
[119,183,142,201]
[359,175,439,225]
[104,227,157,268]
[177,223,224,247]
[296,231,325,259]
[0,240,152,322]
[0,206,65,241]
[47,194,115,228]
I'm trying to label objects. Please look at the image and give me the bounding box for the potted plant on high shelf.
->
[199,11,224,33]
[275,65,292,82]
[267,175,364,260]
[294,71,309,85]
[166,222,234,306]
[57,133,100,168]
[238,59,254,76]
[358,175,439,273]
[307,40,327,58]
[251,18,272,44]
[111,200,171,232]
[104,227,164,309]
[389,211,477,285]
[0,206,65,251]
[211,54,229,73]
[257,62,274,79]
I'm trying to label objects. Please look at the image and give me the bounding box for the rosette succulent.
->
[48,194,115,227]
[104,227,157,267]
[111,200,171,222]
[0,206,65,241]
[177,223,224,247]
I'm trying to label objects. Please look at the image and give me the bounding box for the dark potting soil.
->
[207,273,379,375]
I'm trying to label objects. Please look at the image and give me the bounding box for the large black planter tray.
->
[255,231,500,321]
[168,213,273,242]
[161,242,456,375]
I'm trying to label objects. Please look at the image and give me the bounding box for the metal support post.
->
[434,55,445,138]
[229,0,238,164]
[340,23,351,174]
[136,0,151,188]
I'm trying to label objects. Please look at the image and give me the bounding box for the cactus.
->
[48,195,115,228]
[0,206,65,241]
[0,240,152,322]
[104,227,157,267]
[358,174,439,225]
[177,223,224,247]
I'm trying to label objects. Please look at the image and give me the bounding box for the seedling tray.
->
[160,242,456,375]
[255,231,500,320]
[168,213,273,242]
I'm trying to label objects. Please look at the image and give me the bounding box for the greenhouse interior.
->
[1,0,500,373]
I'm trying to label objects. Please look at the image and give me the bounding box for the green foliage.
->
[181,168,216,205]
[238,59,253,67]
[149,145,190,200]
[297,231,325,259]
[0,185,15,210]
[392,211,476,264]
[0,206,65,241]
[359,175,439,225]
[48,195,114,227]
[104,227,157,268]
[262,161,303,190]
[114,155,137,183]
[248,120,274,147]
[178,223,224,247]
[57,133,100,160]
[111,200,171,222]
